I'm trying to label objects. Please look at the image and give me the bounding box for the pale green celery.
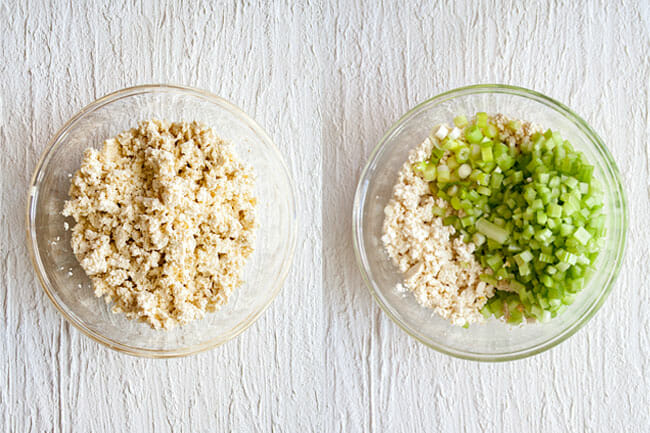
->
[457,164,472,179]
[484,123,498,138]
[437,165,450,182]
[465,125,483,144]
[480,142,494,162]
[507,120,522,131]
[422,113,605,324]
[476,218,509,243]
[472,232,486,246]
[573,226,592,245]
[476,112,488,128]
[454,115,468,128]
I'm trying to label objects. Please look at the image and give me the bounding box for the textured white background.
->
[1,1,648,432]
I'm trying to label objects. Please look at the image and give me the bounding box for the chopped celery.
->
[573,226,592,245]
[480,142,494,162]
[432,205,446,217]
[476,172,490,186]
[484,123,498,138]
[457,164,472,179]
[539,252,554,263]
[455,146,470,163]
[454,115,468,128]
[472,232,486,246]
[437,165,450,182]
[507,120,522,131]
[518,250,533,263]
[476,218,509,244]
[465,125,483,144]
[447,155,459,170]
[547,203,562,218]
[477,186,491,196]
[422,163,436,181]
[479,274,498,286]
[476,112,488,128]
[411,112,605,325]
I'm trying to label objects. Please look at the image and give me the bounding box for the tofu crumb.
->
[62,119,256,330]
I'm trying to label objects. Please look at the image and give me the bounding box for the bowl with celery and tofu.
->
[356,85,627,360]
[382,112,606,327]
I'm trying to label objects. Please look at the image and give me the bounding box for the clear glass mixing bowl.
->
[352,84,627,361]
[27,85,297,358]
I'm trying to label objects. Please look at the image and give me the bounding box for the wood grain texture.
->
[1,0,649,432]
[323,1,649,432]
[1,1,321,432]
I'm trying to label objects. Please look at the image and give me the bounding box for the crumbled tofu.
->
[62,119,256,329]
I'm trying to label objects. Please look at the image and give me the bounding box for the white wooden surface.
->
[1,1,649,432]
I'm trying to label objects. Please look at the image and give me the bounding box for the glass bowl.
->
[27,84,297,358]
[352,84,627,361]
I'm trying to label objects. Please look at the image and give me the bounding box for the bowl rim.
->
[26,83,298,358]
[352,83,628,362]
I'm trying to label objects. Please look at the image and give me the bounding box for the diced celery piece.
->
[465,125,483,144]
[535,228,553,243]
[437,165,450,183]
[480,142,494,162]
[479,273,499,286]
[539,253,554,264]
[470,144,481,160]
[432,205,446,217]
[518,262,531,276]
[476,218,509,244]
[454,115,468,128]
[547,203,562,218]
[583,195,601,209]
[507,120,522,131]
[573,226,592,245]
[484,123,498,138]
[421,163,436,181]
[519,250,533,262]
[556,262,571,272]
[442,215,458,227]
[576,165,594,182]
[472,232,486,246]
[568,278,585,292]
[490,172,504,189]
[455,146,470,163]
[476,112,488,128]
[476,172,490,186]
[447,155,459,170]
[457,163,472,179]
[486,254,503,271]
